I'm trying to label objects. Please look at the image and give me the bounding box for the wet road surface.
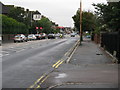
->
[2,37,79,88]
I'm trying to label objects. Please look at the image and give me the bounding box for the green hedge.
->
[1,14,28,34]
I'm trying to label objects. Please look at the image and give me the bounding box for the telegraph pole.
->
[80,0,82,45]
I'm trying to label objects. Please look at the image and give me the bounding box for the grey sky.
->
[1,0,107,27]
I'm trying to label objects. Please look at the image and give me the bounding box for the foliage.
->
[7,7,31,29]
[8,7,25,23]
[72,10,80,31]
[32,17,59,34]
[93,2,120,32]
[72,10,96,32]
[1,14,28,34]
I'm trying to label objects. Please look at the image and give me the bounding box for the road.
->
[2,36,79,88]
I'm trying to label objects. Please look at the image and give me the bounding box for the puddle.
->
[55,73,67,79]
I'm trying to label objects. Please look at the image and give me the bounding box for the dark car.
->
[48,34,55,39]
[35,34,42,40]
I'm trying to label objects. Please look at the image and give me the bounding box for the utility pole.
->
[30,11,33,27]
[80,0,82,45]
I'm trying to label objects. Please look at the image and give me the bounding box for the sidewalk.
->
[42,38,118,89]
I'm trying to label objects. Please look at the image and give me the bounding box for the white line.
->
[0,53,10,57]
[16,49,25,53]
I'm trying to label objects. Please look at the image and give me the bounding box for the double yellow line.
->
[52,59,64,69]
[27,73,49,90]
[27,60,64,90]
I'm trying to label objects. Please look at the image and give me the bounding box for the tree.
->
[8,7,25,23]
[93,2,120,32]
[72,10,96,33]
[32,17,59,34]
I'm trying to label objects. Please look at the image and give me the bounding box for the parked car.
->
[35,34,42,40]
[71,33,75,37]
[41,33,47,39]
[86,35,91,38]
[55,33,60,37]
[28,34,36,40]
[14,34,27,43]
[48,34,55,39]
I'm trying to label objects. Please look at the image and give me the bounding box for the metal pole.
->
[80,0,82,45]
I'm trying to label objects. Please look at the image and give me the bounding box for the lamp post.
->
[80,0,82,45]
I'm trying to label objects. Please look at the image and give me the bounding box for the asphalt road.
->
[2,36,79,88]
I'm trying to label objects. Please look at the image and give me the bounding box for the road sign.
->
[33,14,41,20]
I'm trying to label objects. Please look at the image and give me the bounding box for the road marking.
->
[27,39,79,89]
[66,41,79,63]
[39,75,49,85]
[52,60,61,68]
[55,60,64,69]
[28,74,49,90]
[65,52,69,56]
[28,73,47,89]
[0,51,10,57]
[16,49,25,53]
[28,60,65,89]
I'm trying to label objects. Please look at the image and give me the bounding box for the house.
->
[0,2,14,15]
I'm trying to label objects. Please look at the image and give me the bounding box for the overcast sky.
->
[1,0,107,27]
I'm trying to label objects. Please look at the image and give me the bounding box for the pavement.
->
[42,38,118,89]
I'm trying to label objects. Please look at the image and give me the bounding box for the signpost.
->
[36,27,43,34]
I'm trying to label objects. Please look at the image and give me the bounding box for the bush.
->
[1,14,28,34]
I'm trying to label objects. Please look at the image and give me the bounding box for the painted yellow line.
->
[35,75,49,89]
[52,60,61,68]
[55,60,64,69]
[28,73,46,89]
[34,85,41,90]
[40,75,49,84]
[36,85,41,88]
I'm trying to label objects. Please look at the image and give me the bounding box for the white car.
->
[71,33,76,37]
[55,33,61,37]
[28,34,36,40]
[41,33,47,39]
[14,34,27,43]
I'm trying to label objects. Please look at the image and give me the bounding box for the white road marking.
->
[16,49,25,53]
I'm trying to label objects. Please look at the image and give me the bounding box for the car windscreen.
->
[15,35,21,37]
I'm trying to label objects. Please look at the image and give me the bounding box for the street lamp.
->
[80,0,82,45]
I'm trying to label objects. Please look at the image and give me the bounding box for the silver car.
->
[14,34,27,43]
[28,34,36,40]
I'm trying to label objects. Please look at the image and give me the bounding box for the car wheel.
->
[14,40,16,43]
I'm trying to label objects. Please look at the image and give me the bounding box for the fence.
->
[101,32,120,63]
